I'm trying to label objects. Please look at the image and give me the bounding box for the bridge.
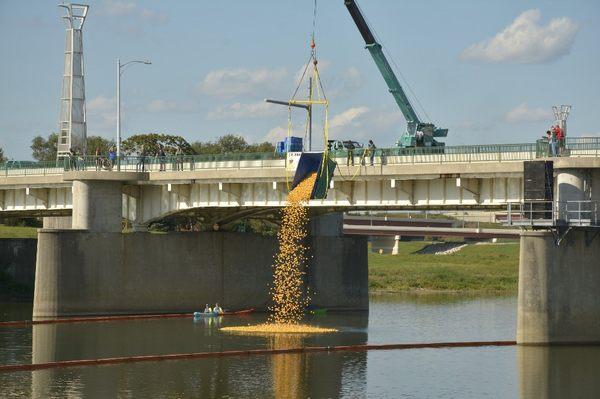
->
[2,138,600,231]
[3,141,600,346]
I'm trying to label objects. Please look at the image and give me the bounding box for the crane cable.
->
[285,0,331,197]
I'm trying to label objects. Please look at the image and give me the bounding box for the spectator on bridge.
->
[108,146,116,170]
[136,145,147,172]
[367,140,376,166]
[546,130,557,157]
[68,147,76,170]
[552,125,565,156]
[175,146,184,171]
[95,147,102,171]
[346,141,355,166]
[158,145,166,172]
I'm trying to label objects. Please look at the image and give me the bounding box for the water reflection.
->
[518,345,600,398]
[29,312,368,398]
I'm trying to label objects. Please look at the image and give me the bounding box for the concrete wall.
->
[72,180,122,232]
[517,229,600,344]
[43,216,72,229]
[33,230,368,318]
[0,238,37,298]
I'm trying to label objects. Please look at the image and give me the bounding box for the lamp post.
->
[116,58,151,170]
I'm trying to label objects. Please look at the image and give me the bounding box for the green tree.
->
[247,141,275,153]
[31,133,58,161]
[216,134,248,153]
[121,133,194,156]
[190,134,275,154]
[191,141,221,155]
[0,146,6,163]
[86,136,114,155]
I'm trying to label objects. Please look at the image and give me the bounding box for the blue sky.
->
[1,0,598,159]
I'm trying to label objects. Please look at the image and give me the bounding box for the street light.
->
[116,58,151,170]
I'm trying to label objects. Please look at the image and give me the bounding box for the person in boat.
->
[213,303,223,314]
[203,304,212,313]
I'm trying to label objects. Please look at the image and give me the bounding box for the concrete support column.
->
[391,235,400,255]
[309,212,344,237]
[517,229,600,344]
[42,216,72,229]
[72,180,123,232]
[556,169,587,202]
[556,169,589,222]
[308,212,368,310]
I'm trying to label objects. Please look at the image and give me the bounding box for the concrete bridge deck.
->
[2,156,600,228]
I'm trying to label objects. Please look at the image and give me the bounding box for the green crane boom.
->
[344,0,447,147]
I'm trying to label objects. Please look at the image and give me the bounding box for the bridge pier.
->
[33,212,367,318]
[517,229,600,344]
[42,216,72,229]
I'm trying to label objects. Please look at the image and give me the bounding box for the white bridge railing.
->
[505,200,600,228]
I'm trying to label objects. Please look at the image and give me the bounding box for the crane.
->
[343,0,447,147]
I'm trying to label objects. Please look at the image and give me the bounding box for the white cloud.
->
[198,68,287,98]
[140,8,169,24]
[263,125,288,143]
[207,101,280,120]
[102,0,136,16]
[505,103,553,123]
[100,1,168,25]
[87,96,117,132]
[146,99,177,112]
[88,96,115,113]
[371,111,403,130]
[460,9,579,64]
[330,107,370,129]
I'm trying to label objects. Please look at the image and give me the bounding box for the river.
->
[1,294,599,398]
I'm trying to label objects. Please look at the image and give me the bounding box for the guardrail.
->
[2,137,600,177]
[505,200,600,228]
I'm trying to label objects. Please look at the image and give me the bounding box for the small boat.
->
[309,308,327,315]
[193,308,255,318]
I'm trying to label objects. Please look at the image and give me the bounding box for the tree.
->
[86,136,114,155]
[0,146,6,163]
[247,141,275,153]
[31,133,58,161]
[216,134,248,153]
[121,133,194,156]
[190,134,275,155]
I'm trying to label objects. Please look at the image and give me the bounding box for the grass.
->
[0,224,38,239]
[368,241,519,294]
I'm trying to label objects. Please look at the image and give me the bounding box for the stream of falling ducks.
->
[221,172,337,335]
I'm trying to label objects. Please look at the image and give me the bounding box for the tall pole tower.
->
[57,3,89,159]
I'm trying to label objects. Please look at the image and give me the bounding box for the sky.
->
[0,0,599,160]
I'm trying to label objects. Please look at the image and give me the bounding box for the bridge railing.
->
[505,200,600,227]
[2,137,600,177]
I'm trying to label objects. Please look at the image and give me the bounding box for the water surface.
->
[1,294,598,398]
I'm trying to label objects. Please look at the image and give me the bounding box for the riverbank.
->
[368,241,519,294]
[0,224,37,239]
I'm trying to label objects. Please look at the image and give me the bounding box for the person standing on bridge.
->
[546,130,557,157]
[175,145,184,171]
[346,141,355,166]
[137,145,147,172]
[367,140,376,166]
[108,146,116,170]
[553,125,565,156]
[94,147,102,171]
[158,145,166,172]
